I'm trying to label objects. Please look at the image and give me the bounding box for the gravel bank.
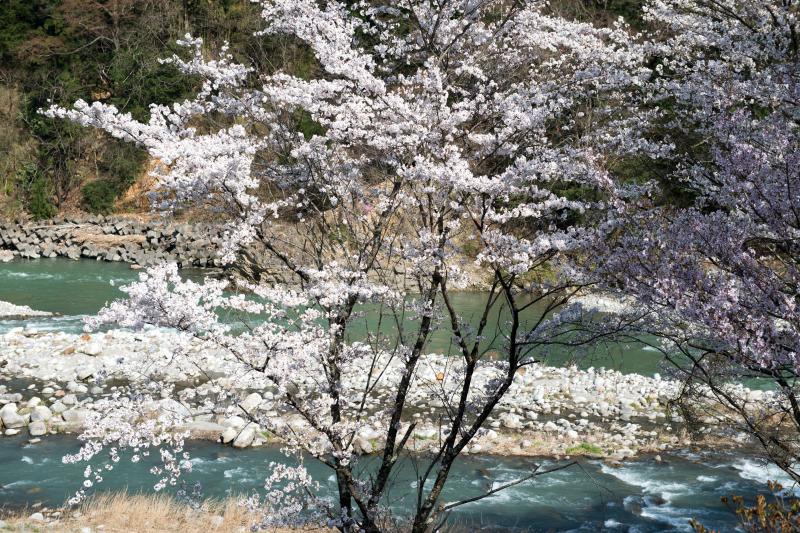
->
[0,300,52,319]
[0,327,765,460]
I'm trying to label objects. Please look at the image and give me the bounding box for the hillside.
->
[0,0,643,220]
[0,0,275,219]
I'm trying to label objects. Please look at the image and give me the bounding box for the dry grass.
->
[0,493,332,533]
[71,227,147,247]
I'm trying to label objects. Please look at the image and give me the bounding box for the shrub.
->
[81,179,119,214]
[692,482,800,533]
[17,164,56,219]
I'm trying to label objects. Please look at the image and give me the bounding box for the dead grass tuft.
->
[0,492,332,533]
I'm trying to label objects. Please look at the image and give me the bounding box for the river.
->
[0,258,663,375]
[0,258,787,531]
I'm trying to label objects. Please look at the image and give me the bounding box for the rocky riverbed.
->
[0,216,225,268]
[0,319,766,461]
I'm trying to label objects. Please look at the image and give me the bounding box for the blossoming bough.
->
[46,0,659,530]
[596,0,800,484]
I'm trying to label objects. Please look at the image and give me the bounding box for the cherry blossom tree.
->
[46,0,657,530]
[596,0,800,481]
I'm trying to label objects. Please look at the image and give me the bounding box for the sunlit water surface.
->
[0,258,663,375]
[0,258,787,531]
[0,435,792,532]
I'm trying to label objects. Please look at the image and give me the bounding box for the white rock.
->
[67,382,89,394]
[76,367,95,381]
[28,512,45,522]
[62,394,78,406]
[62,409,90,424]
[30,406,52,422]
[29,420,47,436]
[353,435,373,455]
[1,404,25,428]
[158,399,192,418]
[222,416,247,430]
[221,427,237,444]
[500,412,523,429]
[414,428,437,439]
[26,397,42,408]
[233,425,256,448]
[358,427,382,441]
[186,421,225,434]
[81,343,103,356]
[0,300,51,319]
[240,392,262,414]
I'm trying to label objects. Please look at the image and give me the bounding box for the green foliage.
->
[551,1,646,28]
[612,155,698,208]
[460,238,481,259]
[81,179,119,214]
[99,142,147,187]
[17,163,56,219]
[0,0,683,220]
[596,0,644,24]
[82,142,147,214]
[0,0,208,217]
[296,110,326,140]
[105,46,200,123]
[565,442,604,456]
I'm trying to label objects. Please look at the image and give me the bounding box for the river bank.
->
[0,321,766,460]
[0,217,499,290]
[0,493,273,533]
[0,215,225,268]
[0,256,767,461]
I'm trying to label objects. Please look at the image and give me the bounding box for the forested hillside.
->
[0,0,299,217]
[0,0,642,219]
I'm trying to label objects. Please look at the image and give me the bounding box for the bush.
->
[565,442,604,456]
[81,141,147,214]
[81,179,119,214]
[17,164,56,220]
[691,482,800,533]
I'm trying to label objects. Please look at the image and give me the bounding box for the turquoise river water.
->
[0,258,663,375]
[0,258,790,531]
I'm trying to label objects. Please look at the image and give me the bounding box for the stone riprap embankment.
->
[0,326,766,459]
[0,216,225,268]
